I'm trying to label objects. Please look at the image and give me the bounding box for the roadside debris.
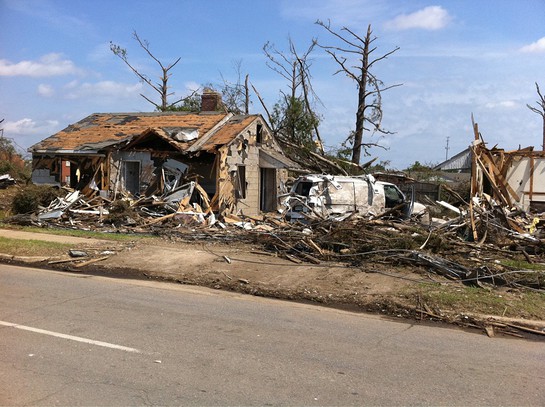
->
[0,174,16,189]
[5,121,545,294]
[68,249,88,258]
[7,173,544,293]
[47,247,120,267]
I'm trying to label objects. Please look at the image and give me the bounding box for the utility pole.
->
[445,136,450,161]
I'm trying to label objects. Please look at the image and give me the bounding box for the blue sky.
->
[1,0,544,169]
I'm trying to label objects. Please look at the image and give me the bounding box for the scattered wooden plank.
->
[48,258,77,265]
[505,323,545,336]
[74,256,110,268]
[300,253,321,265]
[306,238,324,255]
[284,254,302,264]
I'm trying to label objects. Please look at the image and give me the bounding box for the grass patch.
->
[0,236,72,257]
[406,284,545,320]
[499,259,545,271]
[0,225,153,242]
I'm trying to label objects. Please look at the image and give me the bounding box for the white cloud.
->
[0,53,80,77]
[88,42,115,63]
[385,6,451,31]
[484,100,517,109]
[184,81,201,92]
[520,37,545,53]
[3,118,59,136]
[37,84,55,97]
[62,80,142,100]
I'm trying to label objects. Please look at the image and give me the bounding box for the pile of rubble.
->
[5,172,545,292]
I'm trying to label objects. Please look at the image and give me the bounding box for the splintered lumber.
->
[468,199,478,241]
[245,214,265,222]
[306,238,324,255]
[479,151,520,202]
[285,254,302,264]
[300,253,321,264]
[472,146,510,206]
[177,195,192,211]
[142,212,177,226]
[48,258,78,265]
[267,217,290,228]
[194,183,211,209]
[223,214,243,224]
[74,256,110,268]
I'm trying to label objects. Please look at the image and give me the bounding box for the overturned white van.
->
[282,174,426,221]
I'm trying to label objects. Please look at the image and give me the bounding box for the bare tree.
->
[110,31,188,111]
[527,82,545,150]
[218,60,250,114]
[316,20,401,164]
[262,37,325,154]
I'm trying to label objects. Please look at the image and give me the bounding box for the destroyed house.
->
[472,141,545,212]
[29,104,294,216]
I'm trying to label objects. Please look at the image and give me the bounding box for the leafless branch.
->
[110,31,182,111]
[250,82,274,128]
[316,20,401,165]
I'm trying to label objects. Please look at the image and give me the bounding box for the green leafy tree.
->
[162,92,202,112]
[0,127,29,180]
[271,96,319,150]
[404,161,440,181]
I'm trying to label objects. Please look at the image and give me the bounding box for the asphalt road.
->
[1,264,544,406]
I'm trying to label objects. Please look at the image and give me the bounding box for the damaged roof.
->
[29,112,234,152]
[434,147,472,172]
[198,115,257,151]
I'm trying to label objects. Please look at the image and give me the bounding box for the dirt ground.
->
[3,227,545,339]
[0,228,422,313]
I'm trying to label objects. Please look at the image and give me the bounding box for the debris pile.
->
[7,175,545,292]
[6,121,545,293]
[0,174,16,189]
[47,246,126,269]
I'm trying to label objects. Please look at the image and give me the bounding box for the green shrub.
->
[11,185,61,214]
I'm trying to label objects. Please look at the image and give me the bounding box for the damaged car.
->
[282,174,427,222]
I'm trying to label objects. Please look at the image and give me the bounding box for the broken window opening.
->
[235,166,247,199]
[256,124,263,144]
[384,184,405,208]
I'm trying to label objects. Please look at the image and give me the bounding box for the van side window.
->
[384,185,404,207]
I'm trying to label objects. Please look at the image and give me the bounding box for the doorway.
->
[123,161,140,195]
[260,168,276,212]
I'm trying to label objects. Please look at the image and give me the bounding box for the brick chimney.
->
[200,88,223,112]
